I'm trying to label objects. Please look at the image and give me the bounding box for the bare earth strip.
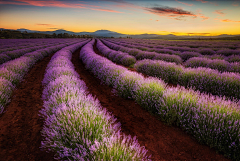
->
[70,41,230,161]
[0,54,56,161]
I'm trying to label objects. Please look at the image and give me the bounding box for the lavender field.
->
[0,38,239,161]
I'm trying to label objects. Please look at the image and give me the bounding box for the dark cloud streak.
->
[145,6,197,20]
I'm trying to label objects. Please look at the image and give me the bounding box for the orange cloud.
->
[221,19,240,22]
[175,0,194,6]
[36,24,56,27]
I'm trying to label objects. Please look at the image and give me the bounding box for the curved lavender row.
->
[135,59,240,100]
[80,40,240,160]
[0,40,86,114]
[101,39,183,64]
[40,39,151,160]
[185,57,240,73]
[0,39,83,65]
[107,39,199,53]
[103,39,240,76]
[96,39,136,67]
[107,38,240,53]
[106,39,240,62]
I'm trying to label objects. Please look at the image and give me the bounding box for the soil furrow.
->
[71,41,230,161]
[0,54,56,161]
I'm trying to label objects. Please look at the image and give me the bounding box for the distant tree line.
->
[0,30,94,39]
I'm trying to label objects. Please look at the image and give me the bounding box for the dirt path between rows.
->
[71,41,230,161]
[0,54,56,161]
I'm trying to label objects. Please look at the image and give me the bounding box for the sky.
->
[0,0,240,36]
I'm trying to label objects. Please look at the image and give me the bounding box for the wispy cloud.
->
[195,0,218,6]
[145,6,197,20]
[195,0,208,3]
[36,24,56,27]
[214,9,226,15]
[215,18,240,22]
[196,9,209,21]
[232,2,239,6]
[175,0,194,6]
[91,8,123,13]
[0,0,123,13]
[145,6,209,21]
[221,19,240,22]
[187,32,211,35]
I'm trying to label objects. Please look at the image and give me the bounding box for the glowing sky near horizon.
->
[0,0,240,36]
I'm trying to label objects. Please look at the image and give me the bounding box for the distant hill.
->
[1,28,240,40]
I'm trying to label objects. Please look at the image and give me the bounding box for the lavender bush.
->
[217,49,240,56]
[135,59,240,100]
[199,48,216,55]
[185,57,240,73]
[0,78,15,113]
[154,53,182,64]
[180,51,202,62]
[101,39,182,64]
[96,39,136,67]
[226,55,240,63]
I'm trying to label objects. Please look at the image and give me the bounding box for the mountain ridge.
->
[1,28,240,39]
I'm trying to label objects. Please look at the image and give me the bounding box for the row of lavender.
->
[134,59,240,100]
[106,39,240,72]
[0,38,76,51]
[102,40,240,86]
[83,40,240,160]
[0,39,79,65]
[1,42,60,65]
[40,39,151,160]
[96,39,136,67]
[0,39,86,114]
[120,38,240,49]
[111,38,240,52]
[101,39,183,64]
[100,38,240,100]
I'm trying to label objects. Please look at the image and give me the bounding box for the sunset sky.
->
[0,0,240,36]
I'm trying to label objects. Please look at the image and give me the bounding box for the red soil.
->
[0,54,56,161]
[76,40,229,160]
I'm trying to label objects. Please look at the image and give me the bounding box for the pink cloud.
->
[175,0,194,6]
[232,2,239,6]
[145,6,209,21]
[195,0,208,3]
[0,0,123,13]
[91,8,123,13]
[196,9,209,21]
[145,6,197,18]
[214,9,226,15]
[195,0,218,6]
